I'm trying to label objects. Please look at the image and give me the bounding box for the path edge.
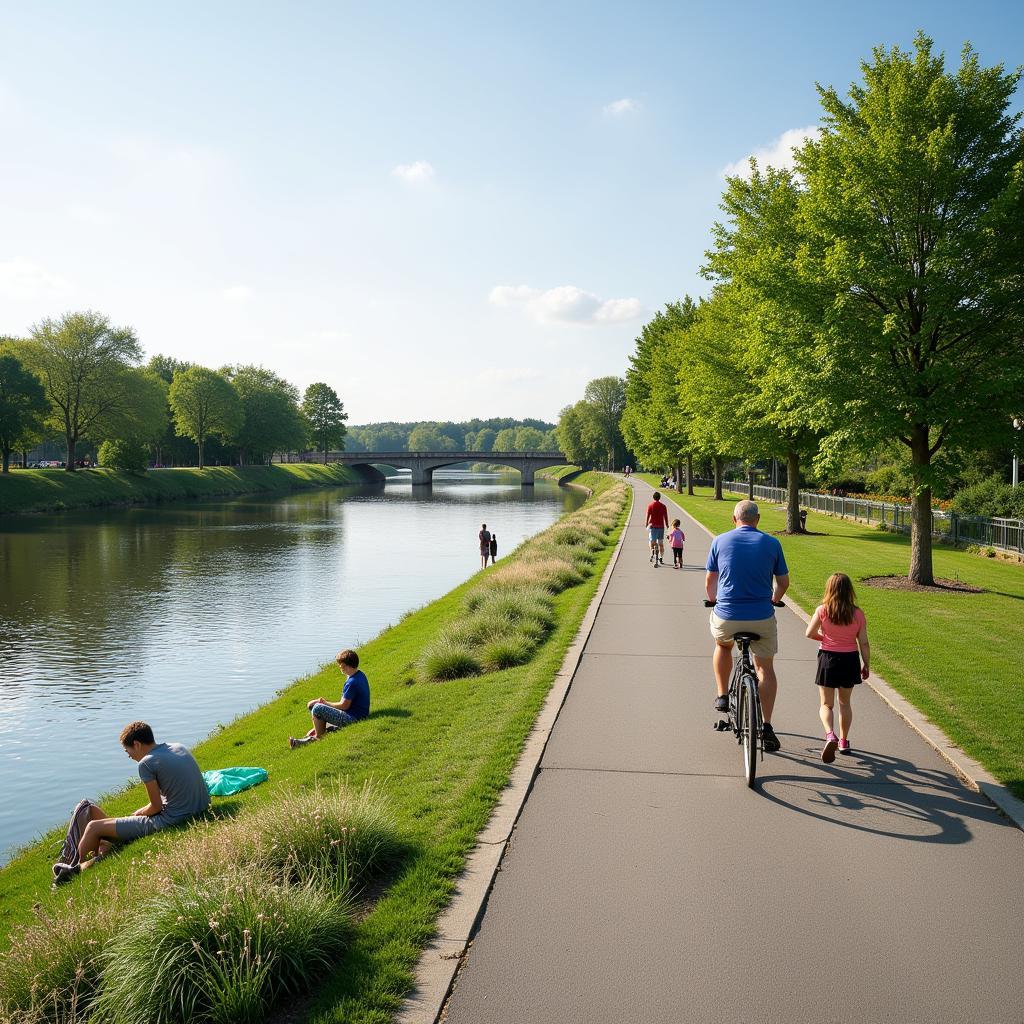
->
[663,486,1024,833]
[396,478,635,1024]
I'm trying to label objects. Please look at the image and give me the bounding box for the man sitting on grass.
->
[289,648,370,749]
[55,721,210,883]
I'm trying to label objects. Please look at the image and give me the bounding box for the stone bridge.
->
[296,451,566,486]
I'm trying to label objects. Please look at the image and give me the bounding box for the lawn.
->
[642,477,1024,800]
[0,472,628,1024]
[0,463,362,515]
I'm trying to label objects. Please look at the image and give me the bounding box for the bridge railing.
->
[275,451,564,462]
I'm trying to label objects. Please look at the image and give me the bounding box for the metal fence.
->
[704,480,1024,555]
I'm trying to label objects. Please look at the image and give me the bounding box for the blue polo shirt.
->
[341,670,371,721]
[706,526,789,621]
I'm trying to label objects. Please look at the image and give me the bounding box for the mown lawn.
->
[642,477,1024,799]
[0,472,627,1024]
[0,463,362,515]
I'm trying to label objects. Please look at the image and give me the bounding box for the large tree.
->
[582,376,627,470]
[301,382,348,461]
[168,367,243,469]
[0,345,48,473]
[556,400,606,468]
[227,365,306,464]
[25,311,142,470]
[795,33,1024,583]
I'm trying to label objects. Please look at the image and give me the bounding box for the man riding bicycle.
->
[646,490,669,567]
[705,500,789,752]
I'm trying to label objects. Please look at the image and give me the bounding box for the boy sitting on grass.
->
[289,649,370,749]
[55,721,210,883]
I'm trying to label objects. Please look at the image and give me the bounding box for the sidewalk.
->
[441,480,1024,1024]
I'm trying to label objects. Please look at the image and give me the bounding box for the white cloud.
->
[603,97,640,117]
[488,283,643,326]
[721,125,821,179]
[67,203,110,226]
[0,258,74,300]
[391,160,435,185]
[222,285,254,303]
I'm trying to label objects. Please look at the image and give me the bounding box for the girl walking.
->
[805,573,870,763]
[668,519,685,568]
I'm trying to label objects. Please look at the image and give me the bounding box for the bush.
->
[951,475,1023,519]
[420,638,483,682]
[97,440,149,476]
[480,632,537,672]
[865,462,914,498]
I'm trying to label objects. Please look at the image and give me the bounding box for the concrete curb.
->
[396,481,635,1024]
[658,484,1024,833]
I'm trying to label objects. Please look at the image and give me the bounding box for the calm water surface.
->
[0,472,584,863]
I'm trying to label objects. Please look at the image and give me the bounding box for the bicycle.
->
[705,599,784,787]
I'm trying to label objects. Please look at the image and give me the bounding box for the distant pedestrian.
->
[668,519,686,568]
[624,465,632,478]
[489,533,498,562]
[805,573,871,762]
[479,523,492,568]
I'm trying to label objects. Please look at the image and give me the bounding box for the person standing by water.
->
[479,523,492,568]
[490,532,498,563]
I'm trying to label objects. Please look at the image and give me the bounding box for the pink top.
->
[668,528,685,547]
[816,606,866,653]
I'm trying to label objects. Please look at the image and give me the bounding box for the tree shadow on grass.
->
[758,738,1015,845]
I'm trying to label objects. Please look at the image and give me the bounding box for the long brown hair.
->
[823,573,857,626]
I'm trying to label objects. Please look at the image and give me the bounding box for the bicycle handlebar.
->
[703,599,786,608]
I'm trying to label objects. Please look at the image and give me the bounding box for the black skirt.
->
[815,649,861,688]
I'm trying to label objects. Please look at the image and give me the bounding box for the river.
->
[0,471,584,864]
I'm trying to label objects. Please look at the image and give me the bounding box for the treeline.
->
[345,419,558,453]
[616,33,1024,586]
[0,311,347,473]
[554,377,627,471]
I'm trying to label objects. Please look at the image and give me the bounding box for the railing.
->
[700,479,1023,555]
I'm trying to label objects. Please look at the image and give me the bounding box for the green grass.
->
[535,464,584,482]
[642,476,1024,799]
[0,471,627,1024]
[0,464,363,515]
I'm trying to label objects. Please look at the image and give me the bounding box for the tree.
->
[556,401,606,468]
[493,427,518,451]
[583,376,627,470]
[226,365,306,464]
[514,426,546,451]
[0,346,48,473]
[301,382,348,460]
[168,367,243,469]
[473,428,496,452]
[24,311,142,470]
[96,369,168,457]
[408,423,457,451]
[794,33,1024,583]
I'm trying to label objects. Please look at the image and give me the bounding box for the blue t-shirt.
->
[342,670,371,721]
[705,526,789,621]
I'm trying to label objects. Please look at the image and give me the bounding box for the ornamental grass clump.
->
[479,632,537,672]
[91,867,350,1024]
[420,637,484,682]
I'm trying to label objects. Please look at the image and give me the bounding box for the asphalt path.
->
[442,479,1024,1024]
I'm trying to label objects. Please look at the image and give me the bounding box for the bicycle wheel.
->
[740,675,758,787]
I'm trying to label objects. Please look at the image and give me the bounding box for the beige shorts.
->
[710,613,778,659]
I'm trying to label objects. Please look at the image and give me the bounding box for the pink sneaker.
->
[838,738,852,755]
[821,732,838,763]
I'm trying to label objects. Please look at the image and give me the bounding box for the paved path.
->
[442,480,1024,1024]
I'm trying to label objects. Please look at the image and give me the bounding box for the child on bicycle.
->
[804,573,870,763]
[668,519,685,568]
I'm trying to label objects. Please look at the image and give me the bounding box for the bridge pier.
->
[521,467,535,486]
[410,465,433,486]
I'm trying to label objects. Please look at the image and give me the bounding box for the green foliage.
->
[97,438,150,475]
[407,423,458,451]
[951,476,1024,519]
[0,347,48,473]
[226,365,307,464]
[168,367,243,469]
[865,462,916,499]
[301,382,348,457]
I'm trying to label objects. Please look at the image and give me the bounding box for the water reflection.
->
[0,472,583,862]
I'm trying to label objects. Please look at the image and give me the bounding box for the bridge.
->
[289,451,566,486]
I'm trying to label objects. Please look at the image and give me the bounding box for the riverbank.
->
[0,472,628,1023]
[642,477,1024,801]
[0,464,363,515]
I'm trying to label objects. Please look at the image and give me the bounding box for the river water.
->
[0,472,584,864]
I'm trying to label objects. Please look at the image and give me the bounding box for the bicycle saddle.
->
[731,631,761,642]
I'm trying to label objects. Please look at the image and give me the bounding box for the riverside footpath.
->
[440,479,1024,1024]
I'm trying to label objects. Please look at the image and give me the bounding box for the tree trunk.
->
[674,462,683,493]
[21,450,28,469]
[198,437,205,470]
[747,468,755,499]
[909,425,935,586]
[786,450,802,534]
[713,456,723,500]
[2,446,10,473]
[65,430,76,471]
[686,454,694,495]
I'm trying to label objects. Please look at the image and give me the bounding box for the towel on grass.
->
[202,767,268,796]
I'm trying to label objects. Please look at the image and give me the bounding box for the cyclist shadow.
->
[758,740,1009,845]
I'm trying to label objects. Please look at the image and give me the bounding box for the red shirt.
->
[646,501,669,528]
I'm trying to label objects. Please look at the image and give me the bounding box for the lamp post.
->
[1013,418,1020,488]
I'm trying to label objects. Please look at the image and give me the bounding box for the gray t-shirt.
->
[138,742,210,822]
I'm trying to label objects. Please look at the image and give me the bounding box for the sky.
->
[1,0,1021,424]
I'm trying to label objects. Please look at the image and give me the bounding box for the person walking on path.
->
[668,519,685,568]
[489,532,498,563]
[805,573,871,762]
[479,523,492,568]
[645,491,669,567]
[705,499,790,751]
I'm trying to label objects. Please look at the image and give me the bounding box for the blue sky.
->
[1,1,1020,423]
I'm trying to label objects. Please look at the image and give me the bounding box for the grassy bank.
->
[536,465,584,482]
[643,477,1024,799]
[0,472,628,1024]
[0,464,364,516]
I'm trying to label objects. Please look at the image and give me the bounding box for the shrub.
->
[480,632,537,672]
[951,475,1023,519]
[420,638,483,682]
[97,440,149,476]
[865,463,914,498]
[471,585,554,628]
[91,868,350,1024]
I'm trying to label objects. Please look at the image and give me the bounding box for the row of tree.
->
[345,418,558,453]
[0,311,348,472]
[619,34,1024,585]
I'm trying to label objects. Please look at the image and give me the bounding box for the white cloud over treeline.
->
[489,284,643,326]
